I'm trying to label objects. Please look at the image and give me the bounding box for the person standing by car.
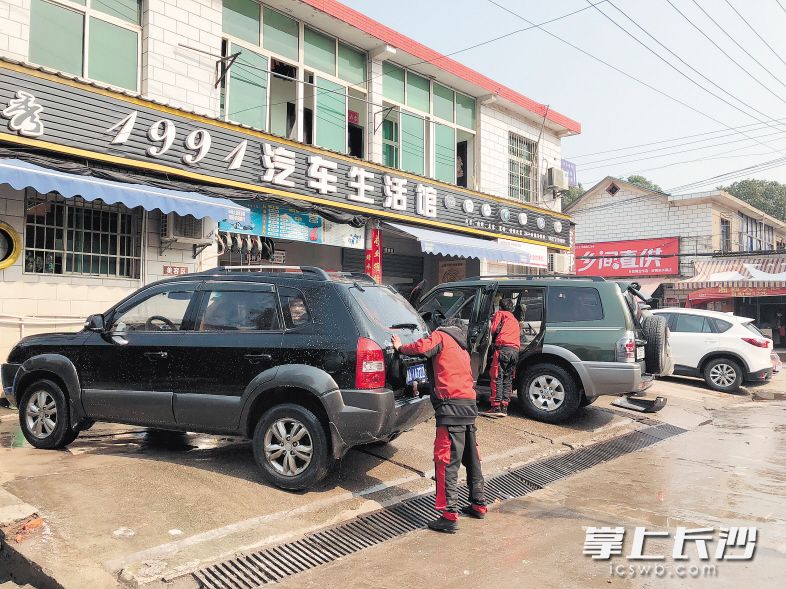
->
[483,297,521,417]
[391,319,487,533]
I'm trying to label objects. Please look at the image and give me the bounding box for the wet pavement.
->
[0,373,784,587]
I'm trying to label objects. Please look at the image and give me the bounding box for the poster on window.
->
[439,260,467,283]
[575,237,680,277]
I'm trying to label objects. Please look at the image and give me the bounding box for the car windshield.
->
[743,322,765,337]
[348,285,427,331]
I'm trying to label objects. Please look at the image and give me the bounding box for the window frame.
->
[278,286,313,330]
[546,286,604,323]
[107,282,201,333]
[29,0,142,92]
[508,131,538,202]
[193,281,285,333]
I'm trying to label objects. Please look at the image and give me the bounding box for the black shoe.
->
[500,404,508,416]
[460,505,486,519]
[427,515,458,533]
[481,406,504,418]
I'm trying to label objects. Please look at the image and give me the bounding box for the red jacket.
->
[399,325,477,425]
[491,310,521,349]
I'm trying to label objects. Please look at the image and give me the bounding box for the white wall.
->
[0,0,29,61]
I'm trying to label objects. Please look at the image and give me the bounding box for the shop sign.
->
[439,260,466,283]
[365,226,382,283]
[348,110,360,125]
[576,237,679,277]
[689,286,786,301]
[163,265,189,276]
[0,64,569,250]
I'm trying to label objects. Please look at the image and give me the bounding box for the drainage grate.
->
[194,423,685,588]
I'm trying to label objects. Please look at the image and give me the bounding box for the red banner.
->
[364,225,382,283]
[575,237,679,277]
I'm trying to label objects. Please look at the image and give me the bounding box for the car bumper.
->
[576,361,653,398]
[1,363,21,406]
[744,367,773,385]
[321,388,434,458]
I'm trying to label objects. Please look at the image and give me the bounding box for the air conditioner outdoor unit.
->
[546,167,569,192]
[160,213,216,245]
[548,252,572,274]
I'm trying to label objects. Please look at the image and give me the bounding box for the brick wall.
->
[0,0,29,61]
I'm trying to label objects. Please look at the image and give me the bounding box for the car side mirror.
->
[85,314,105,332]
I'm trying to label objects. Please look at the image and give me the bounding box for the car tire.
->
[18,379,78,449]
[518,364,581,424]
[252,403,330,491]
[580,395,597,407]
[703,358,743,392]
[641,315,670,375]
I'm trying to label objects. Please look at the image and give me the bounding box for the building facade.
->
[567,177,786,343]
[0,0,579,359]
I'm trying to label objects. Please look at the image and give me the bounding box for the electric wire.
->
[723,0,786,69]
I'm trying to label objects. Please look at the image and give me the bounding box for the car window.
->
[198,290,281,331]
[654,312,673,326]
[419,288,476,322]
[710,318,732,333]
[349,284,428,330]
[547,287,603,322]
[743,322,765,337]
[110,287,195,332]
[279,286,311,328]
[672,314,710,333]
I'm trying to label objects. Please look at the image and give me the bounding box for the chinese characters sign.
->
[576,237,679,277]
[365,226,382,283]
[0,63,569,249]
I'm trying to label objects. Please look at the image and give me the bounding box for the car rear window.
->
[547,287,603,322]
[348,284,427,330]
[743,322,765,337]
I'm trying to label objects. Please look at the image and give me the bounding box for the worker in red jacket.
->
[392,318,486,533]
[483,297,521,417]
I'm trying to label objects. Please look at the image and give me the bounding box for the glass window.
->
[89,17,138,91]
[279,287,311,328]
[30,0,84,77]
[712,318,733,333]
[111,288,195,332]
[263,6,298,61]
[226,46,268,129]
[315,77,346,153]
[743,322,765,337]
[509,132,536,202]
[304,27,336,75]
[672,314,708,333]
[93,0,139,24]
[350,285,427,330]
[382,62,405,103]
[547,287,603,322]
[24,190,141,278]
[382,117,399,168]
[456,93,476,129]
[419,288,476,323]
[198,290,281,331]
[434,123,456,184]
[223,0,261,45]
[401,112,424,175]
[338,43,366,85]
[406,72,430,113]
[720,218,731,252]
[432,83,454,122]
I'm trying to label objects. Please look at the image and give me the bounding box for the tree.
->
[720,179,786,222]
[626,175,662,192]
[562,183,585,209]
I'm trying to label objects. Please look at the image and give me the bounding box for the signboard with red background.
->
[575,237,680,277]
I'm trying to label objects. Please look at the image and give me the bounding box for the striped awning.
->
[676,256,786,289]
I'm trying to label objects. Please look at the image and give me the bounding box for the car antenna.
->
[353,281,366,292]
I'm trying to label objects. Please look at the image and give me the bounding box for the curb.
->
[752,390,786,401]
[0,530,64,589]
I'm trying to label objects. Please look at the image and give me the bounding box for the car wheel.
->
[518,364,581,424]
[18,379,78,449]
[703,358,743,392]
[252,403,330,491]
[641,315,670,375]
[580,395,597,407]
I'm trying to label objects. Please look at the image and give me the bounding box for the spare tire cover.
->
[641,314,671,376]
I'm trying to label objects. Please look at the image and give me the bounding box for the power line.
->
[723,0,786,69]
[485,0,786,159]
[667,155,786,192]
[778,0,786,15]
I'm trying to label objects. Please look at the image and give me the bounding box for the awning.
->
[629,277,665,297]
[677,256,786,289]
[0,158,248,222]
[386,222,547,266]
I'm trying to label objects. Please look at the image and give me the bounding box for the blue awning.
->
[386,222,547,265]
[0,158,249,222]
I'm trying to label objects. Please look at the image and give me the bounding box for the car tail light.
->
[356,337,386,389]
[616,331,637,363]
[742,337,771,349]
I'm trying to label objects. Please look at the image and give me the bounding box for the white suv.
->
[650,308,773,392]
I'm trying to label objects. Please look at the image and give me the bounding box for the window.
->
[672,314,711,333]
[223,0,261,45]
[198,290,281,331]
[712,318,733,333]
[224,44,268,129]
[111,288,195,332]
[434,123,456,183]
[304,27,336,76]
[349,285,428,330]
[263,6,298,61]
[401,112,425,175]
[29,0,141,91]
[382,62,405,103]
[547,287,603,322]
[315,77,346,152]
[382,114,399,168]
[279,287,311,328]
[739,212,775,252]
[419,288,477,323]
[456,93,476,129]
[432,83,454,122]
[509,132,537,202]
[720,218,732,252]
[338,43,366,86]
[24,190,141,278]
[406,72,430,113]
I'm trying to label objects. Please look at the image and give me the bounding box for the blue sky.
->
[340,0,786,193]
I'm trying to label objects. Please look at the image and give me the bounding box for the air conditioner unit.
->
[548,252,572,274]
[546,167,569,192]
[160,213,216,245]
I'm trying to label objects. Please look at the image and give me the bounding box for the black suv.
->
[1,266,433,490]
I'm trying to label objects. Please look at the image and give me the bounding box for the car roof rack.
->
[199,265,331,281]
[457,274,607,282]
[326,271,377,283]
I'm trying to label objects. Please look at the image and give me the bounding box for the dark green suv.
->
[416,276,671,423]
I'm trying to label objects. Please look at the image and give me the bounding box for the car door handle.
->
[143,351,168,360]
[245,353,272,364]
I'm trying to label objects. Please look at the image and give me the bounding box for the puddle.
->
[0,429,30,448]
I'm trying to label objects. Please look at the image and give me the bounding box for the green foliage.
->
[720,179,786,222]
[626,175,662,192]
[563,183,585,208]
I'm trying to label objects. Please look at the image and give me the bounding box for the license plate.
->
[636,346,645,361]
[406,364,427,384]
